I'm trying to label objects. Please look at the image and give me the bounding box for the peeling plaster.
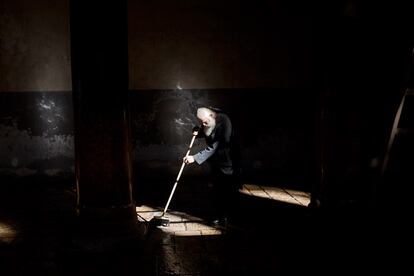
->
[0,124,74,176]
[0,167,37,177]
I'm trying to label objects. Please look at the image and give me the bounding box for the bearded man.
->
[184,106,242,227]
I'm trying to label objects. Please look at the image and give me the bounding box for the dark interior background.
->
[0,0,412,210]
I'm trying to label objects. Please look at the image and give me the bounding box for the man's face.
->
[197,109,216,136]
[199,115,210,127]
[198,113,213,127]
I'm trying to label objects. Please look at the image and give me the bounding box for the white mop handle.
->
[162,133,198,215]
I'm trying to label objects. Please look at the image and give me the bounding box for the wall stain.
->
[0,92,74,177]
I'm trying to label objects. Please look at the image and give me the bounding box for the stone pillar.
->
[70,0,137,235]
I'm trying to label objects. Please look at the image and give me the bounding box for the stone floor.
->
[0,179,409,275]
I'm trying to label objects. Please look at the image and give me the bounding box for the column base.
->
[67,203,147,252]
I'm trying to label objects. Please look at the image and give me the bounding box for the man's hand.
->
[192,126,200,135]
[183,155,195,164]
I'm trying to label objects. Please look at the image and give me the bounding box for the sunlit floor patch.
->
[240,184,310,206]
[0,221,18,244]
[136,206,223,236]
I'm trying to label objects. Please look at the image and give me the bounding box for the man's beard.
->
[203,118,216,136]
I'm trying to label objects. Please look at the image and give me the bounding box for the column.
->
[70,0,137,234]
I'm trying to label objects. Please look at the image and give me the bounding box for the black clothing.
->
[193,111,242,221]
[194,112,240,176]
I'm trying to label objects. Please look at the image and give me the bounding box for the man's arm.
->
[193,141,219,164]
[193,114,232,164]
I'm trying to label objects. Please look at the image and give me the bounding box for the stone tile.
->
[173,230,202,236]
[157,246,181,275]
[201,229,223,236]
[174,236,204,252]
[185,221,214,231]
[0,237,15,244]
[0,222,18,244]
[176,252,203,275]
[161,221,186,232]
[242,184,257,194]
[0,180,353,276]
[136,205,158,212]
[250,188,271,199]
[284,189,311,206]
[262,189,296,204]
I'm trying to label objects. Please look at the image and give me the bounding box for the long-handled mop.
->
[150,127,200,227]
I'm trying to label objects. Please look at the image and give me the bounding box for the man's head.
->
[197,107,216,136]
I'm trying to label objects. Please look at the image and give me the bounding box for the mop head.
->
[150,215,170,227]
